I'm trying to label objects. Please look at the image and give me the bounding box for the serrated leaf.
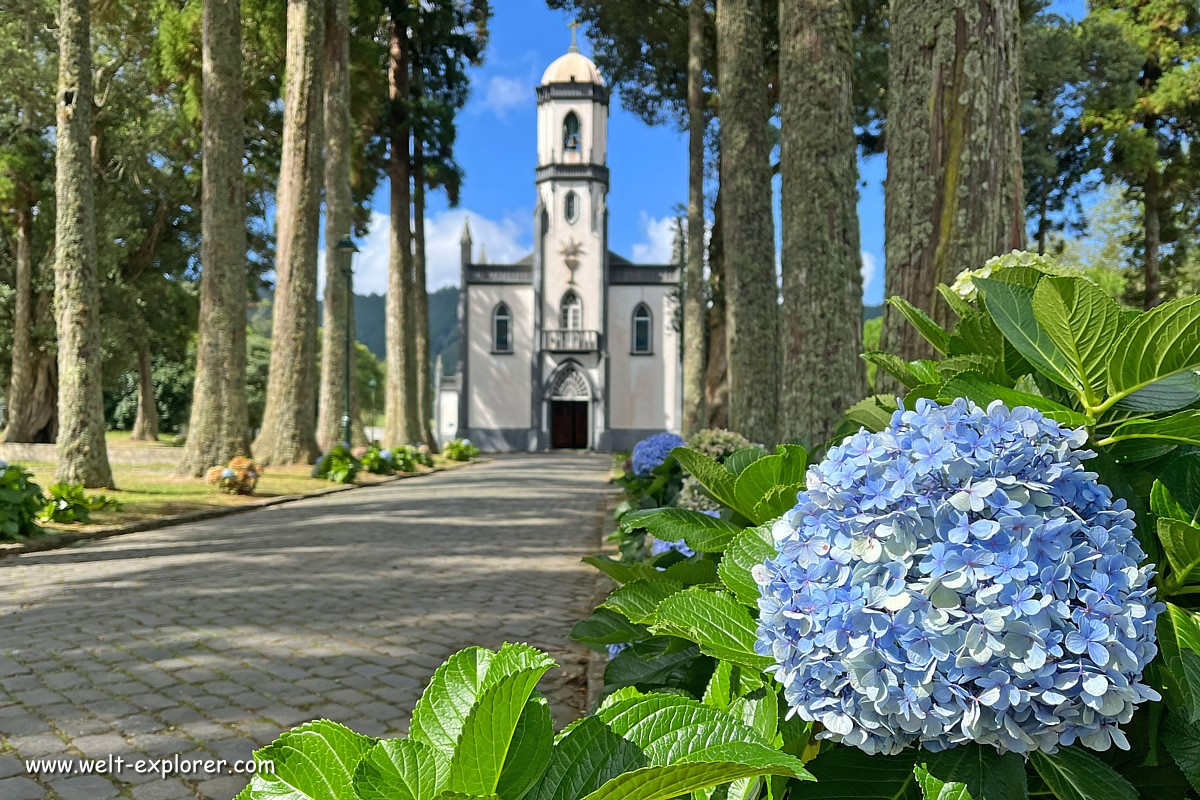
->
[582,555,661,585]
[495,694,553,800]
[1029,746,1138,800]
[571,608,651,646]
[976,277,1082,396]
[660,557,720,586]
[1159,603,1200,720]
[919,745,1027,800]
[1153,478,1199,526]
[1031,276,1121,406]
[441,646,557,797]
[622,508,742,553]
[937,355,1007,384]
[603,638,706,690]
[1160,518,1200,590]
[249,720,376,800]
[1163,710,1200,794]
[651,588,772,671]
[719,527,776,607]
[947,310,1006,361]
[938,373,1092,428]
[861,352,944,388]
[937,283,975,317]
[354,739,446,800]
[1104,410,1200,447]
[701,660,764,711]
[841,394,898,433]
[1161,453,1200,520]
[724,447,770,476]
[1117,370,1200,412]
[734,447,807,525]
[1106,296,1200,406]
[578,747,810,800]
[673,447,743,514]
[602,579,685,625]
[802,747,920,799]
[914,763,972,800]
[887,296,950,354]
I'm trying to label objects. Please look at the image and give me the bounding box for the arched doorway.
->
[549,367,590,449]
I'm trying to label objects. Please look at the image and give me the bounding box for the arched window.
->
[560,291,583,330]
[632,303,652,354]
[562,112,580,152]
[492,303,512,353]
[565,191,578,223]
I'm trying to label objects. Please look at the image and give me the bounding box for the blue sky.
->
[343,0,1088,306]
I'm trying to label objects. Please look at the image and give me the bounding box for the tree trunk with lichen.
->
[176,0,251,475]
[2,205,36,442]
[316,0,354,453]
[716,0,777,445]
[411,26,436,451]
[682,0,707,438]
[879,0,1024,366]
[385,7,416,447]
[704,179,728,430]
[130,344,159,441]
[52,0,113,488]
[779,0,864,446]
[253,0,325,465]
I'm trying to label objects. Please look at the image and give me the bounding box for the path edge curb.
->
[0,459,486,561]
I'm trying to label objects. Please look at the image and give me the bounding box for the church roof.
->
[540,51,604,86]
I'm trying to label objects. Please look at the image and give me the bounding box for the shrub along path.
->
[0,453,615,800]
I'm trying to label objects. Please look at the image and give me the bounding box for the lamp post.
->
[335,235,359,445]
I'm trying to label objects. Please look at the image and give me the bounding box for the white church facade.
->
[435,42,682,451]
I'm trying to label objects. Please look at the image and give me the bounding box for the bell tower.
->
[534,28,609,335]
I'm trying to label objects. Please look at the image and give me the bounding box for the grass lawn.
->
[15,457,461,533]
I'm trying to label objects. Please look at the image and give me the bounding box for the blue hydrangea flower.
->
[221,467,236,479]
[631,432,685,476]
[649,537,696,558]
[607,642,630,660]
[754,398,1162,756]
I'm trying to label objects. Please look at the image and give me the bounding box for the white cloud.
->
[860,250,878,296]
[630,212,681,264]
[481,75,528,118]
[319,207,531,296]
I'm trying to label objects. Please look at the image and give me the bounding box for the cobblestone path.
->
[0,453,614,800]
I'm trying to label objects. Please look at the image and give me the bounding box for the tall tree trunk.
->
[1143,167,1161,309]
[779,0,865,446]
[53,0,113,488]
[316,0,354,453]
[681,0,707,438]
[703,180,728,429]
[130,345,158,441]
[385,7,416,447]
[716,0,778,445]
[253,0,325,465]
[410,23,436,451]
[2,203,36,442]
[176,0,250,475]
[879,0,1023,367]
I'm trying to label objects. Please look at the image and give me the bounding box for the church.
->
[435,38,683,452]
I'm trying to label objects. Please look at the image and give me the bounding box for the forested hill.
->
[348,290,879,378]
[352,287,459,375]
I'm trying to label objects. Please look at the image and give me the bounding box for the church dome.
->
[540,51,604,86]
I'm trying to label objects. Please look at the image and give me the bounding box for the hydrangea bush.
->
[677,428,753,512]
[0,460,45,539]
[206,456,261,495]
[756,398,1162,755]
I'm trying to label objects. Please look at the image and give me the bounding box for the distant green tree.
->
[1081,0,1200,308]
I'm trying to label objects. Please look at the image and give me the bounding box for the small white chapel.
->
[435,34,683,451]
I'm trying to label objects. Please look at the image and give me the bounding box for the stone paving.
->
[0,453,614,799]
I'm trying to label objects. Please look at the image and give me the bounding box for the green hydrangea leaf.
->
[841,394,898,433]
[886,296,951,354]
[724,447,770,476]
[651,588,772,671]
[1163,709,1200,794]
[918,745,1026,800]
[571,608,652,646]
[976,277,1082,395]
[1031,276,1122,406]
[1158,603,1200,720]
[577,747,811,800]
[1029,746,1138,800]
[914,763,972,800]
[248,719,376,800]
[1160,518,1200,590]
[354,739,446,800]
[671,448,742,513]
[601,579,685,625]
[582,555,661,585]
[861,352,943,388]
[701,659,764,711]
[719,527,775,607]
[621,508,742,553]
[603,638,706,691]
[1104,409,1200,447]
[801,747,920,799]
[1106,295,1200,407]
[733,447,807,525]
[937,373,1092,428]
[495,694,553,800]
[1116,371,1200,412]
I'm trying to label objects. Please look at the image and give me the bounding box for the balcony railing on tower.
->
[541,329,600,352]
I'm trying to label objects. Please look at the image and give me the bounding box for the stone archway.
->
[548,366,590,449]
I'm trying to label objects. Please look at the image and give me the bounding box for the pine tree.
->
[879,0,1024,364]
[778,0,864,446]
[253,0,326,465]
[53,0,114,487]
[716,0,778,444]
